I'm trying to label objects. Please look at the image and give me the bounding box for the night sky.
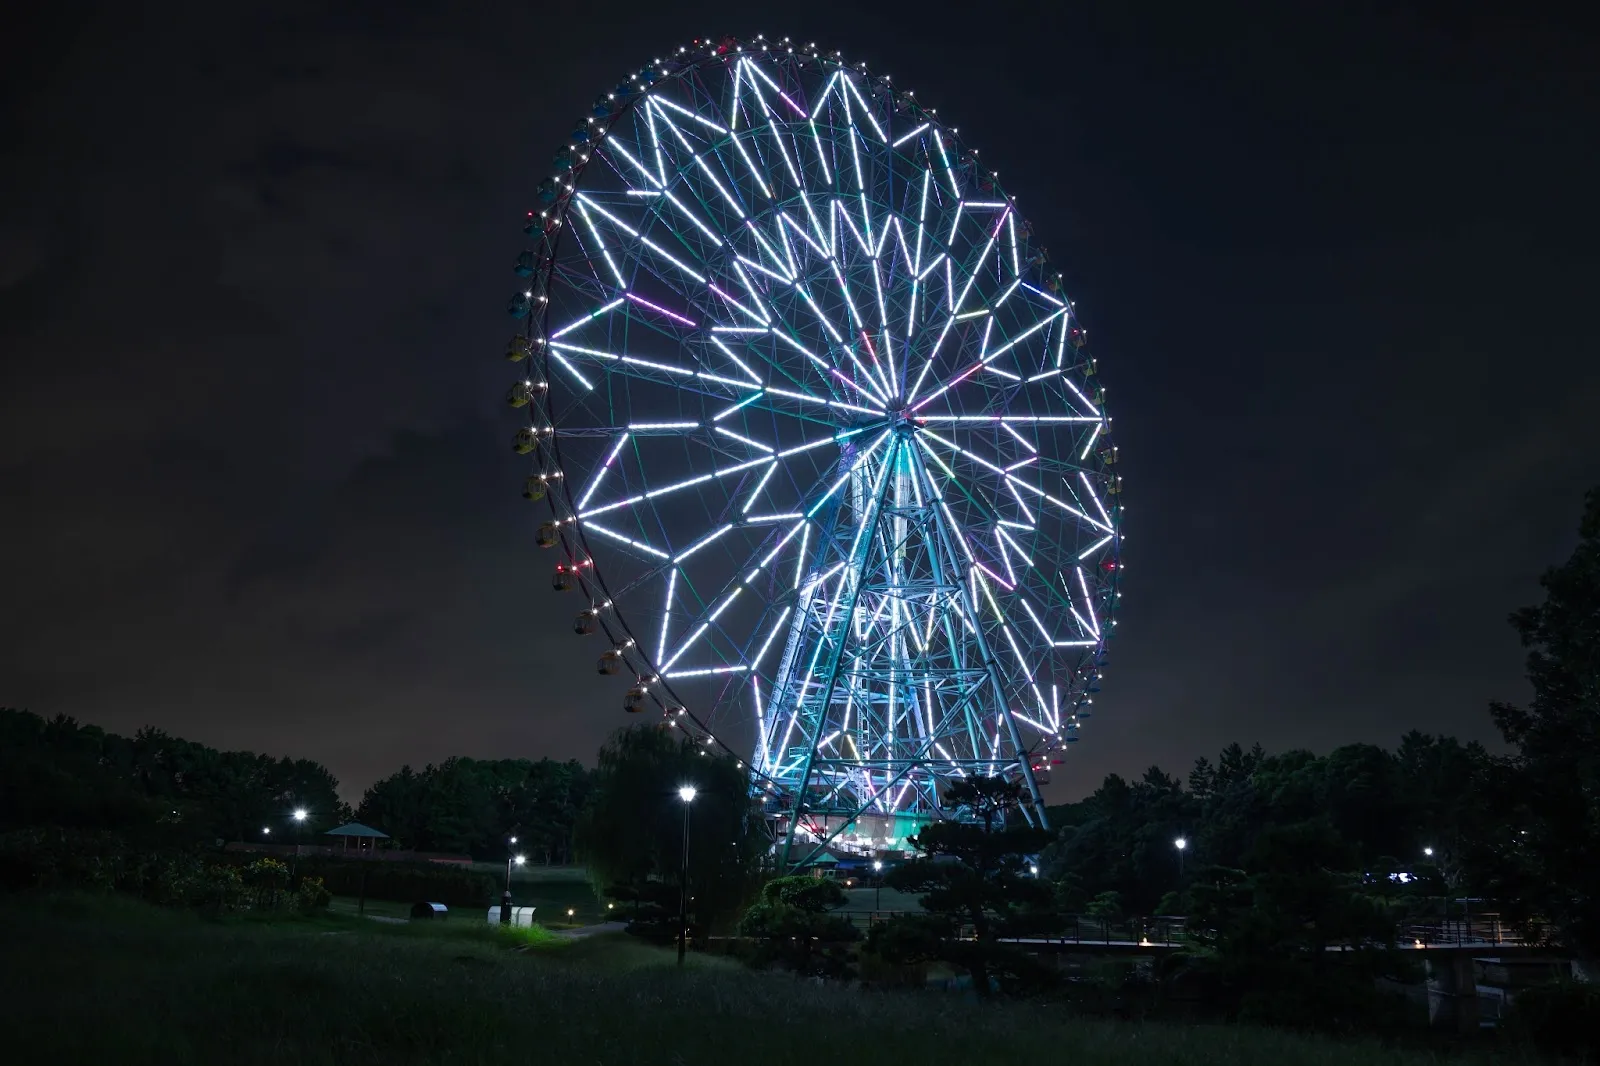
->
[3,2,1596,801]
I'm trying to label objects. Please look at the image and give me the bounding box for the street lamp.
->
[289,808,309,875]
[872,860,884,913]
[1423,846,1434,857]
[501,853,525,924]
[677,786,697,965]
[1174,837,1188,880]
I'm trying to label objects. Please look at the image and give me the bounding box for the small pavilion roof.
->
[323,822,390,839]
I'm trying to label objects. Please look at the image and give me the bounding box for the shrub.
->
[740,876,860,978]
[296,876,331,914]
[293,858,497,909]
[1503,980,1600,1059]
[739,899,860,977]
[241,858,293,911]
[0,828,263,916]
[149,855,243,915]
[757,875,846,912]
[0,827,140,892]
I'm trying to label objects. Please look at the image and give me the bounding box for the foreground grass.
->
[0,894,1534,1066]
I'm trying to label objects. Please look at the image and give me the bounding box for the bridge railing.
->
[1403,914,1520,947]
[832,911,1188,946]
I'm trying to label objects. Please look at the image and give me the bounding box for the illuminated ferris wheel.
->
[506,34,1122,863]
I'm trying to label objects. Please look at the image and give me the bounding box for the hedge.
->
[291,858,497,909]
[0,828,329,915]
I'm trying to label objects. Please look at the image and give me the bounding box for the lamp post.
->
[1174,837,1188,880]
[500,839,525,925]
[290,808,308,878]
[872,860,883,914]
[677,785,697,965]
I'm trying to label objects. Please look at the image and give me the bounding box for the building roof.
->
[324,822,390,839]
[795,850,840,866]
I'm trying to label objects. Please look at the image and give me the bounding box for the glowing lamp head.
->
[509,836,518,845]
[1174,837,1187,851]
[514,854,527,866]
[1423,846,1434,857]
[873,860,883,872]
[292,808,308,823]
[678,785,697,803]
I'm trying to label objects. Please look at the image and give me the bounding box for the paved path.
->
[554,921,628,939]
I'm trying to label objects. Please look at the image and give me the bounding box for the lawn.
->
[0,893,1536,1066]
[470,862,612,926]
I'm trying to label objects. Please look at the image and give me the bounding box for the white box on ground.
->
[486,906,538,927]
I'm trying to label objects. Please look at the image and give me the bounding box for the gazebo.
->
[323,822,389,855]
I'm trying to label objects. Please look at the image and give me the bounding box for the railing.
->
[1404,915,1520,948]
[831,911,1188,946]
[222,842,473,865]
[830,911,1527,951]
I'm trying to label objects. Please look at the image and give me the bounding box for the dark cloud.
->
[2,0,1596,800]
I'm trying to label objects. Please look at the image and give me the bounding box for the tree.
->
[0,709,349,845]
[740,875,860,977]
[355,757,593,858]
[1178,820,1415,1031]
[576,725,763,937]
[1040,767,1198,914]
[872,777,1054,997]
[1487,487,1600,956]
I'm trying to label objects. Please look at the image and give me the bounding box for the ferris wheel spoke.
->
[598,138,662,191]
[577,454,771,519]
[581,520,670,560]
[548,341,757,396]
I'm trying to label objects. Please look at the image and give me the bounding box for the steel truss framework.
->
[508,36,1122,865]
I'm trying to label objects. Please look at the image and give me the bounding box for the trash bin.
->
[410,901,448,919]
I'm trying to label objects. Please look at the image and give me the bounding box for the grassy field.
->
[0,893,1537,1066]
[468,863,611,926]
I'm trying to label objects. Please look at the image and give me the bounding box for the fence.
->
[222,842,473,865]
[831,911,1188,945]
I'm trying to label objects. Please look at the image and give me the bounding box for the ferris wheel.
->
[506,35,1121,863]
